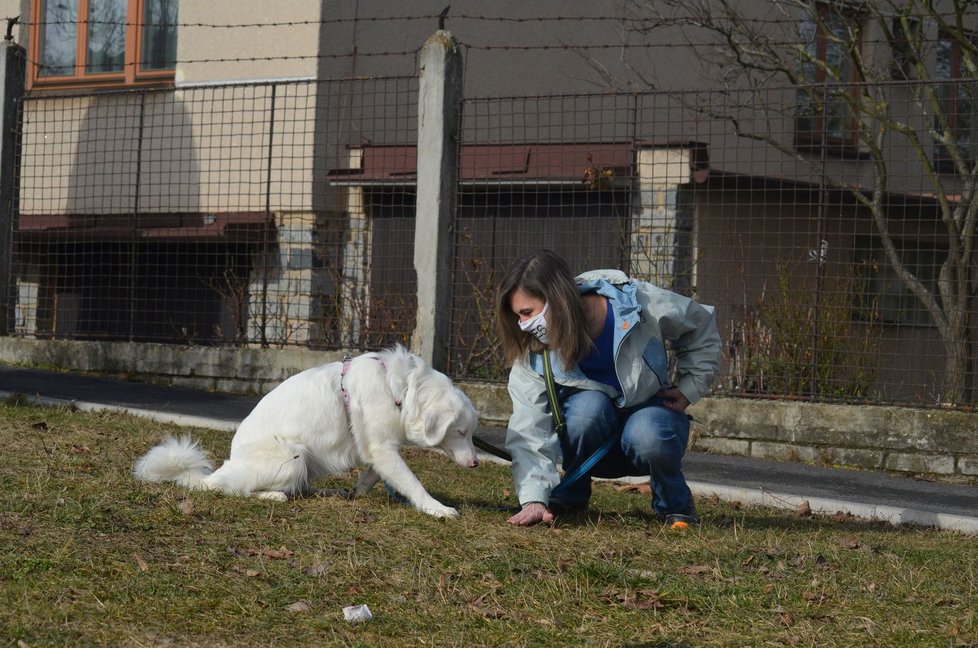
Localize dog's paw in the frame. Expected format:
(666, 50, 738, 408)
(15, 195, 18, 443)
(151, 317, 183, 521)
(255, 490, 289, 502)
(422, 503, 459, 518)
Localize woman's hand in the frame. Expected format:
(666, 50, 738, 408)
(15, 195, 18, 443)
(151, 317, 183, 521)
(657, 387, 690, 413)
(506, 501, 555, 526)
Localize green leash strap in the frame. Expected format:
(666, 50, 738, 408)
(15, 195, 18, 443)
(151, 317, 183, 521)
(542, 350, 566, 436)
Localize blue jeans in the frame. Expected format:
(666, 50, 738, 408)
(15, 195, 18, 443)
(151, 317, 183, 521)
(555, 388, 693, 517)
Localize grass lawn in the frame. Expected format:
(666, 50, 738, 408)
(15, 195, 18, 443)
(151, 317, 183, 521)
(1, 399, 976, 647)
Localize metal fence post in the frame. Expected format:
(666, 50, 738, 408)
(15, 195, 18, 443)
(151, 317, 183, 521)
(412, 29, 462, 371)
(0, 30, 25, 336)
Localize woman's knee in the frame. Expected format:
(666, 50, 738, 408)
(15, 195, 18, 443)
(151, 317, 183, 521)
(563, 390, 618, 437)
(621, 407, 689, 462)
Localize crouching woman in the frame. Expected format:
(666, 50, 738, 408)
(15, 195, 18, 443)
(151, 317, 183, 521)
(496, 249, 721, 528)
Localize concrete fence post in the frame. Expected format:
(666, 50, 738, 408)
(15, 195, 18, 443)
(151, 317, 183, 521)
(412, 30, 462, 371)
(0, 34, 25, 336)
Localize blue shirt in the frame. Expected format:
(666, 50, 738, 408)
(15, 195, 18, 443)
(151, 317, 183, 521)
(577, 299, 622, 394)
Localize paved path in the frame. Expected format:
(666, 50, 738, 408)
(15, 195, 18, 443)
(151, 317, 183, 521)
(2, 364, 976, 533)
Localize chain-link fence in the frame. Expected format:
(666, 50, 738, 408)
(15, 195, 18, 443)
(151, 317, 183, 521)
(7, 74, 978, 410)
(448, 83, 977, 409)
(13, 76, 419, 349)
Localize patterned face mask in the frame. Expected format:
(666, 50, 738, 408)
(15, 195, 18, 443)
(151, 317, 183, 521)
(518, 302, 550, 345)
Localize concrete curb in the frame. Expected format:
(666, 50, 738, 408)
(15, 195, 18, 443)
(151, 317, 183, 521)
(0, 391, 240, 433)
(687, 480, 978, 535)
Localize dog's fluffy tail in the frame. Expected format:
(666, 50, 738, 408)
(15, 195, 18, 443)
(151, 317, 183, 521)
(133, 435, 214, 488)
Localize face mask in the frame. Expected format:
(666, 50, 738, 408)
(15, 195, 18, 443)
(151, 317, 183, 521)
(518, 302, 550, 345)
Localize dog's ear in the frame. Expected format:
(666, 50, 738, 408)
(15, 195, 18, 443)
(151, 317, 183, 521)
(423, 410, 452, 446)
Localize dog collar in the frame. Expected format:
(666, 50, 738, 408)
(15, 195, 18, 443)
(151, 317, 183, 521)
(339, 355, 402, 412)
(340, 356, 354, 412)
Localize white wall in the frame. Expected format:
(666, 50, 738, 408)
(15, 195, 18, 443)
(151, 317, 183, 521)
(176, 1, 322, 85)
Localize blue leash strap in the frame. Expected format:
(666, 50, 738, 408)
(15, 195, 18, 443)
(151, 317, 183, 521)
(551, 430, 618, 497)
(384, 481, 411, 505)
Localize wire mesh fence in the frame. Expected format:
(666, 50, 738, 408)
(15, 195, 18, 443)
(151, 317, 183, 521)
(7, 74, 978, 410)
(450, 82, 977, 409)
(13, 76, 419, 349)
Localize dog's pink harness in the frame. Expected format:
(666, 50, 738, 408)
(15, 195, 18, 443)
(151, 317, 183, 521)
(340, 354, 402, 412)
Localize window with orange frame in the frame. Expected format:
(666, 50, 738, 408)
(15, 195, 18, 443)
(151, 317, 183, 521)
(29, 0, 177, 90)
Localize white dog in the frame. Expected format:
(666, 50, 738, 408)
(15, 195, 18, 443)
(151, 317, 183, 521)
(133, 345, 479, 517)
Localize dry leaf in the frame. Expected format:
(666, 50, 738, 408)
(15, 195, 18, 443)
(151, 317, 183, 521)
(263, 546, 294, 560)
(839, 536, 860, 550)
(241, 546, 294, 560)
(797, 500, 812, 517)
(626, 588, 665, 610)
(70, 445, 91, 454)
(678, 565, 713, 576)
(468, 592, 505, 618)
(180, 499, 194, 515)
(285, 601, 311, 613)
(615, 482, 653, 495)
(305, 561, 329, 577)
(802, 590, 829, 604)
(133, 552, 149, 572)
(231, 565, 260, 577)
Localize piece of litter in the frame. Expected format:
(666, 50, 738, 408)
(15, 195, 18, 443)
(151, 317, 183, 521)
(343, 604, 373, 622)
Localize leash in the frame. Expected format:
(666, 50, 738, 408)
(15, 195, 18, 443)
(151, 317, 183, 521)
(376, 349, 615, 512)
(473, 434, 511, 461)
(541, 349, 617, 498)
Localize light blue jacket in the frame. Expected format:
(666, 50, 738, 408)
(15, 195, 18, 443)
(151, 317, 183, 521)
(505, 269, 721, 506)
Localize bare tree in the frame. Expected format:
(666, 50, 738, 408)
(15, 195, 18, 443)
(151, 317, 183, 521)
(618, 0, 977, 404)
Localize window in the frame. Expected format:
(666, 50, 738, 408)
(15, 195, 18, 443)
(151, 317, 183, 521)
(30, 0, 178, 89)
(934, 33, 977, 166)
(890, 18, 921, 81)
(854, 237, 944, 327)
(796, 4, 862, 148)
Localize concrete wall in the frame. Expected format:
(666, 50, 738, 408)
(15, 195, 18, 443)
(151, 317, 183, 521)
(1, 337, 975, 485)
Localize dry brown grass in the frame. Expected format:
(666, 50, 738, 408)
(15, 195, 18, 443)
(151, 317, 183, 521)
(1, 399, 976, 647)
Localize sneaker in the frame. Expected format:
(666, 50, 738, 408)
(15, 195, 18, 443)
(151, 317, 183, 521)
(662, 502, 699, 529)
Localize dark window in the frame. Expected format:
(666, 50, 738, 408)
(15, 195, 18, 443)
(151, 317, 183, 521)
(934, 33, 977, 167)
(890, 17, 921, 81)
(855, 237, 944, 327)
(796, 4, 862, 148)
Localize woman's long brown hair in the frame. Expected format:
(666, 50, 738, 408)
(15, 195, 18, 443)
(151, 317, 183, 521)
(496, 249, 592, 367)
